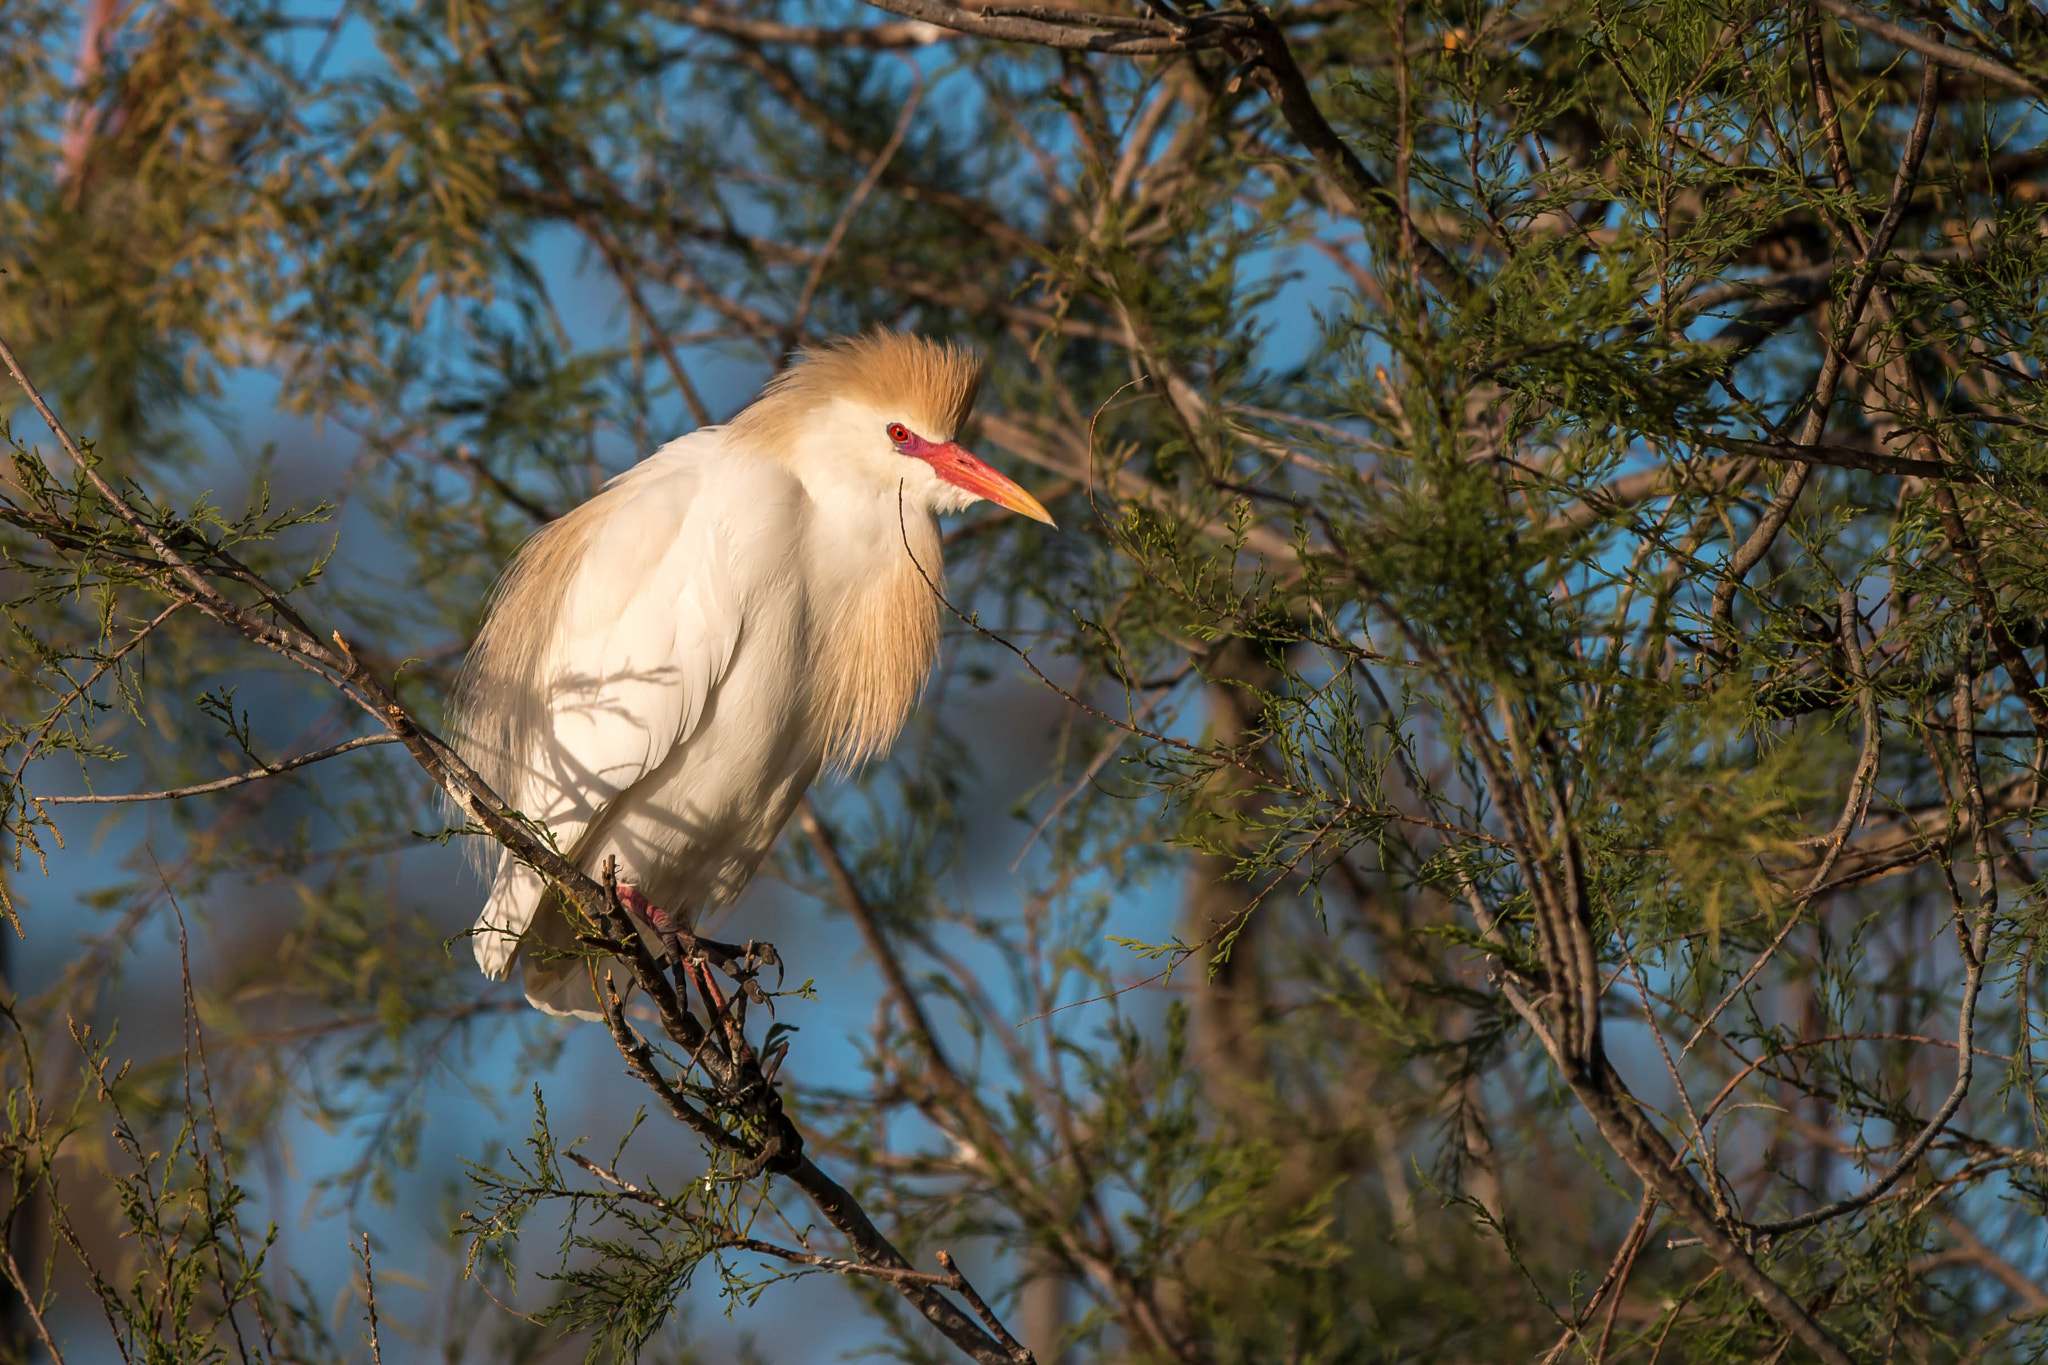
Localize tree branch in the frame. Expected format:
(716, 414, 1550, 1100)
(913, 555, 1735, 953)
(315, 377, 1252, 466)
(858, 0, 1244, 53)
(857, 0, 1473, 301)
(667, 1, 957, 48)
(40, 734, 403, 805)
(1806, 0, 2046, 100)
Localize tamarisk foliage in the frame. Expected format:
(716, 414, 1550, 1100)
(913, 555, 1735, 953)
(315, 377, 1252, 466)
(2, 0, 2047, 1361)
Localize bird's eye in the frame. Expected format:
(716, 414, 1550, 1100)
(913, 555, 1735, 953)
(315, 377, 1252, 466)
(886, 423, 912, 444)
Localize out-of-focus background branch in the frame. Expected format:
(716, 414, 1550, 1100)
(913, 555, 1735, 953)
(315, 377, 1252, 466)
(2, 0, 2046, 1361)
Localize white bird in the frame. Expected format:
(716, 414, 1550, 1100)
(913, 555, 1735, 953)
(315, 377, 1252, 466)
(450, 332, 1053, 1017)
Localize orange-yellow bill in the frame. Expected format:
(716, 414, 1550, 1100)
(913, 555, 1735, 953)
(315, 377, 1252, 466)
(925, 443, 1057, 526)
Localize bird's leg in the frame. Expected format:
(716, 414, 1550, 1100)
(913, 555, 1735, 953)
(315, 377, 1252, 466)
(616, 883, 691, 965)
(616, 884, 755, 1063)
(690, 960, 755, 1065)
(678, 954, 756, 1065)
(615, 886, 775, 1001)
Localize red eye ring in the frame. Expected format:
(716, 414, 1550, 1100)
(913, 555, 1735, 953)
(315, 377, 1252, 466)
(886, 422, 912, 444)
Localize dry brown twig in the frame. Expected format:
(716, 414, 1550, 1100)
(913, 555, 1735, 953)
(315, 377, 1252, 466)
(356, 1234, 384, 1365)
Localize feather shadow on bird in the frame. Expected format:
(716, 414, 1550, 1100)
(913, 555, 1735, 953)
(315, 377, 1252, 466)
(447, 331, 1055, 1020)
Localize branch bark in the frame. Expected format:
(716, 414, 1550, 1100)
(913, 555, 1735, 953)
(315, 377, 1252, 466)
(1806, 0, 2046, 100)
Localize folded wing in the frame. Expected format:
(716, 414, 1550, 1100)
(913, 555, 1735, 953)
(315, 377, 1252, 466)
(453, 433, 774, 982)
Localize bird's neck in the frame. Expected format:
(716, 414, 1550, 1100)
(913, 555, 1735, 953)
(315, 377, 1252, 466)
(806, 493, 943, 770)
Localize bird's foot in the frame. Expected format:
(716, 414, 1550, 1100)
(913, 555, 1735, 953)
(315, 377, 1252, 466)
(612, 883, 778, 1004)
(609, 883, 755, 1059)
(687, 959, 758, 1064)
(599, 869, 796, 1163)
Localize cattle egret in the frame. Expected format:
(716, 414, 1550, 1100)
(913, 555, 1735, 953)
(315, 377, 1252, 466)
(451, 332, 1053, 1017)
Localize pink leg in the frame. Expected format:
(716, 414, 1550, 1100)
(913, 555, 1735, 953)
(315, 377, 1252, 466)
(615, 884, 746, 1050)
(610, 881, 778, 981)
(692, 961, 754, 1062)
(610, 881, 754, 1060)
(615, 883, 693, 980)
(691, 961, 729, 1011)
(615, 883, 669, 929)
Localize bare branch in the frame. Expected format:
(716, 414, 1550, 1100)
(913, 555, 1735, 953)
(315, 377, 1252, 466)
(786, 66, 926, 346)
(668, 2, 958, 48)
(857, 0, 1473, 300)
(40, 734, 403, 805)
(1807, 0, 2046, 100)
(0, 1233, 68, 1365)
(859, 0, 1241, 54)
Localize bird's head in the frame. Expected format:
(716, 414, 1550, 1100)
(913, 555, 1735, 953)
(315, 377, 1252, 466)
(736, 332, 1056, 526)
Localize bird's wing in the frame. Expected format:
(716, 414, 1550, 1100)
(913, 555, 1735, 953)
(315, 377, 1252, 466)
(470, 436, 801, 978)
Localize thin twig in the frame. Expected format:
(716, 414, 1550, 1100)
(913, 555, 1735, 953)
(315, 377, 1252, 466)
(1621, 941, 1720, 1218)
(1711, 52, 1942, 630)
(161, 858, 266, 1362)
(564, 1153, 966, 1288)
(1009, 675, 1182, 871)
(11, 595, 190, 787)
(40, 734, 402, 804)
(795, 799, 975, 1111)
(1534, 1187, 1657, 1365)
(0, 1236, 67, 1365)
(938, 1250, 1034, 1365)
(356, 1234, 384, 1365)
(675, 2, 955, 48)
(1744, 669, 1995, 1236)
(787, 65, 926, 345)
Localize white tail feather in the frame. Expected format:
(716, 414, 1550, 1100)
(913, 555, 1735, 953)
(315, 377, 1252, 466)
(473, 857, 545, 979)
